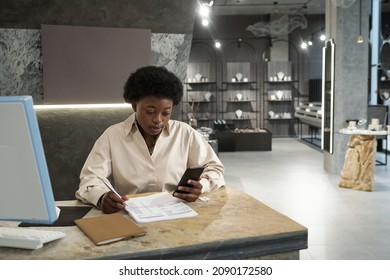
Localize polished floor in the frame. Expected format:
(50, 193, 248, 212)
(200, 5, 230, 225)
(218, 138, 390, 260)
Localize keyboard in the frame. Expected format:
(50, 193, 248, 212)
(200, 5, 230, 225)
(0, 226, 66, 250)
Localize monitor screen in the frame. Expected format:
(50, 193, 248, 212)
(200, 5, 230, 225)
(0, 96, 59, 224)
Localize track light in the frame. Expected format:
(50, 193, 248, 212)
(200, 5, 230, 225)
(199, 1, 213, 28)
(199, 5, 211, 18)
(307, 37, 313, 46)
(214, 41, 221, 48)
(204, 0, 214, 6)
(300, 28, 325, 49)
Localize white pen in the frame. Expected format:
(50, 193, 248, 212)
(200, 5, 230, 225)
(98, 177, 128, 206)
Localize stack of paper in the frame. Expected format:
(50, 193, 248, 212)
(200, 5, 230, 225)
(124, 192, 198, 223)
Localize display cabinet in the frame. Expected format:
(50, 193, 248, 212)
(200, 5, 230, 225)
(263, 61, 299, 137)
(183, 43, 218, 128)
(295, 101, 322, 147)
(184, 77, 218, 128)
(220, 41, 259, 130)
(221, 86, 258, 128)
(378, 66, 390, 102)
(379, 26, 390, 104)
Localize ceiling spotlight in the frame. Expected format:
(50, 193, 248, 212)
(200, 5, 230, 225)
(307, 37, 313, 46)
(300, 42, 308, 49)
(199, 5, 211, 18)
(320, 34, 326, 41)
(204, 0, 214, 6)
(201, 18, 209, 26)
(237, 38, 242, 48)
(214, 41, 221, 48)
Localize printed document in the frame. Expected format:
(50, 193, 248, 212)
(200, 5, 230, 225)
(125, 192, 198, 223)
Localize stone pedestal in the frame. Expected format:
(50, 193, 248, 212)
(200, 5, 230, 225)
(339, 134, 376, 191)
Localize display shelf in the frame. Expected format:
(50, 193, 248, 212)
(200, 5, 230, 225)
(183, 42, 219, 128)
(263, 60, 299, 137)
(224, 118, 257, 121)
(267, 99, 294, 102)
(267, 117, 294, 120)
(225, 100, 257, 103)
(186, 81, 216, 86)
(223, 81, 257, 85)
(221, 62, 258, 129)
(183, 86, 218, 126)
(264, 80, 298, 84)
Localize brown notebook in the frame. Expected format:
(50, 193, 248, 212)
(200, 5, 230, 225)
(75, 213, 146, 245)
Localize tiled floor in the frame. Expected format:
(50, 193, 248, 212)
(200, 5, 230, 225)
(218, 138, 390, 260)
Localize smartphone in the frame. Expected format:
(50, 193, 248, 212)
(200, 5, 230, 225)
(173, 166, 205, 194)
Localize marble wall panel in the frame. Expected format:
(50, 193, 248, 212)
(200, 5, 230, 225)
(151, 33, 192, 82)
(151, 33, 192, 120)
(0, 29, 43, 102)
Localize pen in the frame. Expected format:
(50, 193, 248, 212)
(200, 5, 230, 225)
(99, 177, 128, 206)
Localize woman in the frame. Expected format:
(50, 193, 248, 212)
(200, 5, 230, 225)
(75, 66, 225, 213)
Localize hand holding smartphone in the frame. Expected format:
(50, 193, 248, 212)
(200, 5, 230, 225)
(173, 166, 205, 195)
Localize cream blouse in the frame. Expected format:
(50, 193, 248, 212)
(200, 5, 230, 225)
(75, 114, 225, 206)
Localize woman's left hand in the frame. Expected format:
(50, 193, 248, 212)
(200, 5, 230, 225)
(173, 179, 202, 202)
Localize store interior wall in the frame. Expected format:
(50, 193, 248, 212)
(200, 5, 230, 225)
(0, 0, 196, 113)
(0, 0, 325, 108)
(1, 1, 388, 152)
(190, 13, 325, 137)
(0, 0, 196, 33)
(192, 14, 325, 100)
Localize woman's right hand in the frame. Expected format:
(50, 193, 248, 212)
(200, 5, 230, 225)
(100, 191, 128, 214)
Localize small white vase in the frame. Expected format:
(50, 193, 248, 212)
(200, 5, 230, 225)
(235, 109, 243, 118)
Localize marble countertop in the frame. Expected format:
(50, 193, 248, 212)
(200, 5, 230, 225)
(0, 186, 307, 260)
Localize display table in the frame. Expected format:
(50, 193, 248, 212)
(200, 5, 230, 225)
(339, 129, 388, 191)
(216, 130, 272, 152)
(0, 187, 307, 260)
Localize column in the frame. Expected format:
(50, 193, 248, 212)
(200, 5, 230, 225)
(323, 0, 370, 174)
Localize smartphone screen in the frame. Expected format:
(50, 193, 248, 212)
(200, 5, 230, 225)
(173, 166, 205, 194)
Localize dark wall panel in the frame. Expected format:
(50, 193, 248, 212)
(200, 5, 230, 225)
(42, 25, 150, 103)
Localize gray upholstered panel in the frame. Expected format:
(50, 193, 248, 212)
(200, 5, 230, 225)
(36, 107, 133, 200)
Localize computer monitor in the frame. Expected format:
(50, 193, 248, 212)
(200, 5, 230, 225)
(0, 95, 59, 224)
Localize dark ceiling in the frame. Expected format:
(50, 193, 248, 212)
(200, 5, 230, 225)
(211, 0, 325, 15)
(209, 0, 390, 16)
